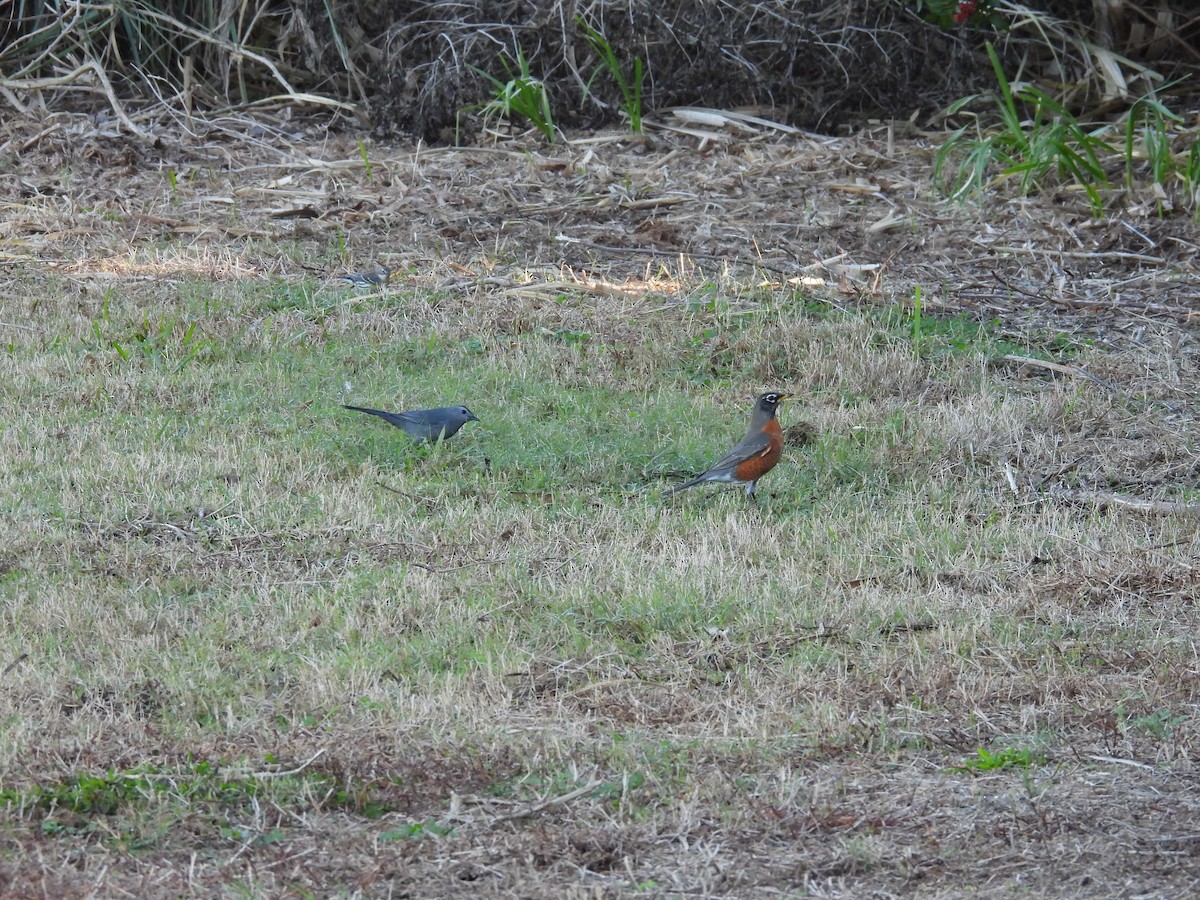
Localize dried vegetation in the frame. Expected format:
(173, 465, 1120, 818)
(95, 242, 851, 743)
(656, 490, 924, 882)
(2, 1, 1200, 897)
(3, 1, 1198, 138)
(3, 101, 1200, 894)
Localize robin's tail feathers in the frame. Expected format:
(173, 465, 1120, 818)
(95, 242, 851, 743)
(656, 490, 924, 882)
(662, 475, 705, 497)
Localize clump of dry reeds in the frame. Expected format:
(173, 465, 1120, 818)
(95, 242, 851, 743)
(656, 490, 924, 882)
(0, 1, 1196, 139)
(0, 0, 365, 134)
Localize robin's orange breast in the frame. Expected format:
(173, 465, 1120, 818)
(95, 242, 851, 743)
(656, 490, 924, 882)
(731, 421, 784, 483)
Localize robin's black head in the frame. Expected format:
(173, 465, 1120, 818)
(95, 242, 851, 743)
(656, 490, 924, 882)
(755, 391, 791, 414)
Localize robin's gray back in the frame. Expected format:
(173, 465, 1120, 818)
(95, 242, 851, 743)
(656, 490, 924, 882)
(344, 404, 479, 442)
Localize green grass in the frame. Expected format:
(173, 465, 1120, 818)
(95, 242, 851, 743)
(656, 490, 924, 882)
(578, 18, 646, 133)
(1123, 82, 1200, 217)
(2, 263, 1199, 894)
(938, 51, 1200, 220)
(936, 42, 1114, 214)
(463, 46, 556, 142)
(955, 746, 1044, 773)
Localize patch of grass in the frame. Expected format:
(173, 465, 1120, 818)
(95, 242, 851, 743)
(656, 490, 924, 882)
(1185, 140, 1200, 209)
(1123, 83, 1200, 217)
(1124, 708, 1187, 742)
(462, 47, 556, 142)
(379, 821, 453, 840)
(935, 42, 1113, 214)
(356, 139, 373, 179)
(3, 244, 1200, 895)
(578, 18, 645, 133)
(954, 746, 1042, 773)
(875, 302, 1083, 361)
(0, 760, 387, 834)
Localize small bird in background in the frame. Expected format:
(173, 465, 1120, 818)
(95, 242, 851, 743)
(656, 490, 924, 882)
(343, 404, 480, 443)
(338, 265, 392, 288)
(663, 391, 792, 500)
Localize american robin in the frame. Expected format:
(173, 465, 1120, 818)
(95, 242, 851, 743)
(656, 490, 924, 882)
(338, 266, 392, 287)
(344, 404, 479, 442)
(663, 392, 792, 499)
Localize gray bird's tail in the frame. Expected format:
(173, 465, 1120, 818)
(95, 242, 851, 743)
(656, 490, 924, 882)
(343, 405, 409, 428)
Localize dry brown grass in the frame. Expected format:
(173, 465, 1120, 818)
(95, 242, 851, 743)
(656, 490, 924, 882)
(5, 0, 1199, 150)
(1, 110, 1200, 897)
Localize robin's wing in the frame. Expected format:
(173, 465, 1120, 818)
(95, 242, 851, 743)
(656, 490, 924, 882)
(704, 428, 775, 474)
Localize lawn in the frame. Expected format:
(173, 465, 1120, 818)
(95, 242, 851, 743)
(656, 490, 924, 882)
(1, 116, 1199, 897)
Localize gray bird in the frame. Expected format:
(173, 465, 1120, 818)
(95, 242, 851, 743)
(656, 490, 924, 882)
(344, 404, 479, 443)
(338, 266, 392, 288)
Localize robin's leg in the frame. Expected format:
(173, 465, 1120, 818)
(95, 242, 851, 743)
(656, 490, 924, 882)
(745, 480, 758, 500)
